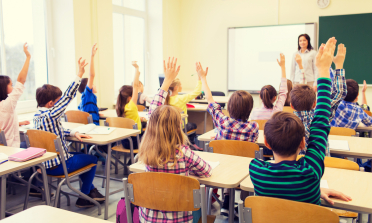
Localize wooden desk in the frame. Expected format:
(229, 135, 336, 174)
(190, 96, 229, 104)
(130, 151, 251, 223)
(187, 104, 212, 134)
(198, 130, 372, 159)
(0, 147, 57, 219)
(240, 167, 372, 214)
(1, 205, 107, 223)
(99, 109, 187, 120)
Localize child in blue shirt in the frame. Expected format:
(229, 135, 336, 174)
(78, 44, 99, 125)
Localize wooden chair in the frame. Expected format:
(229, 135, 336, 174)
(136, 105, 146, 112)
(0, 130, 7, 146)
(123, 172, 216, 223)
(329, 127, 356, 136)
(238, 196, 339, 223)
(251, 120, 267, 131)
(364, 110, 372, 116)
(25, 130, 101, 213)
(283, 106, 295, 113)
(64, 110, 93, 124)
(208, 140, 263, 159)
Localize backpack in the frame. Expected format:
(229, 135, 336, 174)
(116, 198, 139, 223)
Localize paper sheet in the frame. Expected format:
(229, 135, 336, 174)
(205, 160, 220, 170)
(72, 124, 116, 135)
(320, 180, 329, 189)
(0, 153, 8, 164)
(329, 140, 350, 151)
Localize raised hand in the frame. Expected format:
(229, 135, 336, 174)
(91, 43, 98, 57)
(23, 43, 31, 58)
(333, 43, 346, 69)
(77, 57, 89, 78)
(362, 80, 367, 93)
(277, 53, 285, 68)
(316, 37, 337, 78)
(295, 54, 303, 69)
(163, 57, 180, 81)
(132, 61, 139, 70)
(196, 62, 208, 79)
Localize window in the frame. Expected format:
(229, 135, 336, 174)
(0, 0, 48, 111)
(112, 0, 147, 94)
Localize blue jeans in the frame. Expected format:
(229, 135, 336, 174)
(46, 153, 97, 195)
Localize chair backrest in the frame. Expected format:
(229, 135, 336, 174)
(105, 117, 136, 129)
(136, 105, 146, 112)
(297, 155, 359, 171)
(0, 129, 7, 146)
(240, 196, 339, 223)
(209, 140, 261, 158)
(26, 130, 58, 153)
(211, 91, 226, 108)
(65, 110, 92, 124)
(364, 110, 372, 116)
(251, 120, 267, 130)
(329, 127, 356, 136)
(127, 172, 200, 211)
(283, 106, 294, 113)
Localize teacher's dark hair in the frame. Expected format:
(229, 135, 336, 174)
(298, 34, 313, 51)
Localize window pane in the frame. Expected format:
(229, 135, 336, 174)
(113, 13, 145, 94)
(1, 0, 48, 101)
(113, 0, 145, 11)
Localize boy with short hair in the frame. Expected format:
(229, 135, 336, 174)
(290, 43, 347, 153)
(249, 37, 339, 205)
(137, 81, 152, 107)
(78, 44, 100, 125)
(34, 57, 105, 208)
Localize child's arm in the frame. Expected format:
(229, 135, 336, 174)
(304, 37, 336, 179)
(197, 62, 214, 104)
(312, 51, 319, 87)
(50, 58, 88, 118)
(17, 43, 31, 84)
(87, 43, 98, 90)
(148, 57, 180, 118)
(184, 147, 212, 177)
(330, 44, 347, 121)
(131, 61, 141, 105)
(177, 71, 202, 103)
(273, 53, 288, 112)
(362, 80, 368, 105)
(290, 54, 296, 83)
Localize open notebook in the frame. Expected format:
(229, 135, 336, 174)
(329, 140, 350, 151)
(72, 124, 116, 135)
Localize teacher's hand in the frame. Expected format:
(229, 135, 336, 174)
(295, 54, 303, 69)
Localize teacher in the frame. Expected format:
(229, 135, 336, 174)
(290, 34, 318, 87)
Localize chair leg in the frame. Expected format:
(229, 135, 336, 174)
(115, 152, 119, 174)
(79, 178, 82, 190)
(54, 179, 65, 208)
(49, 182, 70, 206)
(101, 163, 106, 188)
(23, 171, 39, 210)
(207, 187, 213, 215)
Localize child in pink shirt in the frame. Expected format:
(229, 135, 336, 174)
(0, 43, 31, 148)
(250, 53, 288, 121)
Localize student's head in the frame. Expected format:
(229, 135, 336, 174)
(139, 81, 144, 93)
(116, 85, 133, 117)
(227, 90, 254, 122)
(36, 84, 63, 108)
(260, 85, 277, 109)
(344, 79, 359, 102)
(298, 34, 313, 51)
(138, 105, 189, 167)
(165, 78, 182, 105)
(284, 80, 293, 106)
(290, 84, 316, 111)
(0, 75, 12, 101)
(78, 78, 97, 94)
(264, 112, 305, 157)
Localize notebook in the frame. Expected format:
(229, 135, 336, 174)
(329, 140, 350, 151)
(8, 147, 46, 162)
(72, 124, 116, 135)
(205, 160, 220, 170)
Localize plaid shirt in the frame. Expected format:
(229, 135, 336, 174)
(141, 89, 212, 223)
(294, 69, 346, 154)
(33, 77, 81, 169)
(331, 100, 372, 130)
(207, 102, 259, 142)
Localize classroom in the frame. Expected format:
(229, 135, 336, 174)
(0, 0, 372, 223)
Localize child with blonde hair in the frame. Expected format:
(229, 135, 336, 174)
(138, 57, 212, 223)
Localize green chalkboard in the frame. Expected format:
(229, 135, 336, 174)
(319, 13, 372, 84)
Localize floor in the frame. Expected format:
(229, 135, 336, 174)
(4, 161, 370, 223)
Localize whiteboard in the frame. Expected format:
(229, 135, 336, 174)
(228, 23, 317, 92)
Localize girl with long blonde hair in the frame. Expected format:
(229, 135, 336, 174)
(138, 57, 212, 223)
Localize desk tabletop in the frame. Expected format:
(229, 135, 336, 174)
(99, 109, 187, 119)
(190, 96, 229, 104)
(1, 205, 107, 223)
(239, 167, 372, 214)
(0, 147, 57, 176)
(187, 103, 209, 111)
(62, 122, 140, 145)
(129, 151, 252, 188)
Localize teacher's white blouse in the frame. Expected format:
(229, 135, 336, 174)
(290, 49, 318, 86)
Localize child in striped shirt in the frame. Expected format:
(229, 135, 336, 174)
(250, 53, 288, 121)
(138, 57, 212, 223)
(249, 37, 352, 206)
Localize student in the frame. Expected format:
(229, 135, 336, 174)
(250, 54, 288, 120)
(78, 43, 100, 125)
(291, 43, 347, 153)
(164, 68, 202, 149)
(137, 81, 152, 107)
(284, 79, 293, 106)
(249, 37, 352, 205)
(0, 43, 31, 148)
(359, 80, 370, 111)
(331, 78, 372, 129)
(34, 57, 105, 208)
(138, 57, 212, 223)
